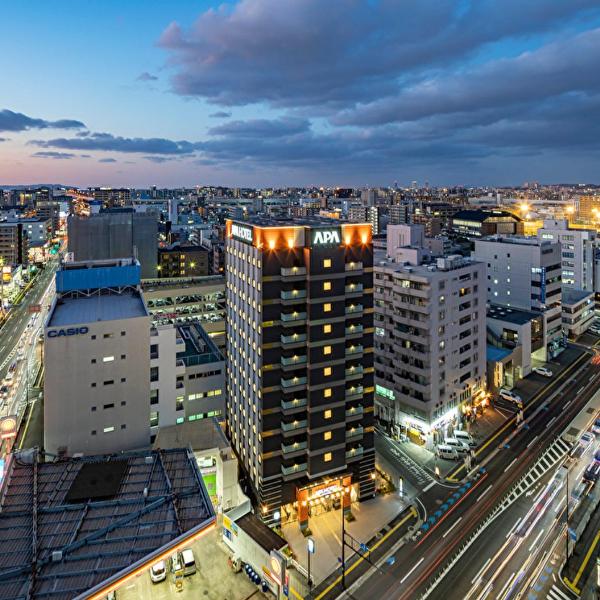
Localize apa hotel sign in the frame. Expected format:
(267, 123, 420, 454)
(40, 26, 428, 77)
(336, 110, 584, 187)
(311, 227, 341, 246)
(231, 223, 253, 244)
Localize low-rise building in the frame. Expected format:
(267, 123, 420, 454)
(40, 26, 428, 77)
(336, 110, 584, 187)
(158, 243, 210, 277)
(451, 209, 523, 238)
(561, 288, 595, 339)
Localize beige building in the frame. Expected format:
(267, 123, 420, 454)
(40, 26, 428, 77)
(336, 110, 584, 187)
(44, 259, 151, 456)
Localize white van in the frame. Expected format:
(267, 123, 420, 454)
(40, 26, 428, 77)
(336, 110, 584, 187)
(181, 548, 196, 576)
(436, 445, 459, 460)
(444, 438, 469, 454)
(454, 431, 476, 447)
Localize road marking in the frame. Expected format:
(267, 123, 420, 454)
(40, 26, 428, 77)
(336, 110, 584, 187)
(526, 435, 539, 449)
(442, 516, 462, 539)
(562, 400, 571, 410)
(496, 571, 516, 599)
(528, 528, 545, 553)
(399, 556, 424, 584)
(422, 481, 436, 493)
(565, 529, 600, 592)
(476, 484, 493, 503)
(313, 508, 417, 600)
(471, 557, 492, 585)
(504, 458, 518, 473)
(506, 517, 522, 539)
(576, 386, 584, 394)
(547, 416, 556, 427)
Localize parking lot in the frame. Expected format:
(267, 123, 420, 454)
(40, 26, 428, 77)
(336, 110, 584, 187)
(115, 527, 268, 600)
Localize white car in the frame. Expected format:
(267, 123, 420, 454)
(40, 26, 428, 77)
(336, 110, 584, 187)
(532, 367, 553, 377)
(149, 560, 167, 583)
(498, 388, 523, 406)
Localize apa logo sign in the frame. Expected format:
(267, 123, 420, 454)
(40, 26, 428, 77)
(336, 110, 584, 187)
(47, 326, 89, 338)
(312, 229, 341, 245)
(231, 223, 253, 243)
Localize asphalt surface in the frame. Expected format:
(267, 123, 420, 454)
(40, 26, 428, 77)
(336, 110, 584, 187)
(322, 347, 598, 600)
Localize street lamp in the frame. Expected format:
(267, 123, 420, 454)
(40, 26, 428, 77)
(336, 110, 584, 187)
(307, 537, 315, 597)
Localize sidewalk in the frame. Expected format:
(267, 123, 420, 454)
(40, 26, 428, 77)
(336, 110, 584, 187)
(281, 492, 406, 586)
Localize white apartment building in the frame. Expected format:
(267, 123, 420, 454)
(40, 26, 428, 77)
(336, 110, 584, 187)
(473, 236, 564, 360)
(149, 322, 225, 442)
(374, 255, 487, 446)
(44, 259, 151, 456)
(538, 219, 596, 291)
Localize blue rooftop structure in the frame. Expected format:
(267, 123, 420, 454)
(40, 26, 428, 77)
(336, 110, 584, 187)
(56, 259, 141, 293)
(486, 345, 513, 362)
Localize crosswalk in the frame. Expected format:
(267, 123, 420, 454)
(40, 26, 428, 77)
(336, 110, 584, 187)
(499, 437, 572, 510)
(546, 583, 575, 599)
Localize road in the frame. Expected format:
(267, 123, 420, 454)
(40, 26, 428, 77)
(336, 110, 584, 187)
(323, 348, 599, 600)
(0, 258, 57, 380)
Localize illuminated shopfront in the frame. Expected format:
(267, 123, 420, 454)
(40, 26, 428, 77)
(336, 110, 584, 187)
(279, 476, 358, 528)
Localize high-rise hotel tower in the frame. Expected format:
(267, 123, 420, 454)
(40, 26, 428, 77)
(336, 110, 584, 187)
(225, 219, 375, 527)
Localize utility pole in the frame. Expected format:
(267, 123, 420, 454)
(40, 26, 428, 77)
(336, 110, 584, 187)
(565, 465, 570, 559)
(341, 500, 346, 590)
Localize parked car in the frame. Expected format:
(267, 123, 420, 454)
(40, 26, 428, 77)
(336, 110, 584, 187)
(454, 430, 476, 447)
(593, 419, 600, 435)
(181, 548, 196, 576)
(579, 432, 594, 447)
(149, 560, 167, 583)
(170, 552, 183, 575)
(498, 388, 523, 406)
(436, 444, 459, 460)
(444, 437, 470, 454)
(532, 367, 553, 377)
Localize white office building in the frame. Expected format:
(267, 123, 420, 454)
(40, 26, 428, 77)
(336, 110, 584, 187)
(473, 236, 564, 360)
(374, 254, 487, 446)
(44, 258, 151, 456)
(537, 219, 596, 291)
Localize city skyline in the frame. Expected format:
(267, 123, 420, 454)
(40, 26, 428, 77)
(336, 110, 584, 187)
(2, 0, 600, 188)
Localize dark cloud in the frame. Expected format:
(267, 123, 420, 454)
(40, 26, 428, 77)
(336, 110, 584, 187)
(0, 109, 85, 132)
(80, 154, 91, 158)
(143, 155, 180, 163)
(31, 151, 76, 160)
(98, 157, 117, 163)
(137, 71, 158, 82)
(209, 111, 232, 119)
(0, 137, 6, 142)
(208, 117, 309, 138)
(159, 0, 600, 110)
(30, 131, 197, 155)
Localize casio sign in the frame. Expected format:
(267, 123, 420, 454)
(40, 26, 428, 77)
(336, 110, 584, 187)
(312, 229, 341, 245)
(47, 326, 89, 338)
(231, 223, 253, 243)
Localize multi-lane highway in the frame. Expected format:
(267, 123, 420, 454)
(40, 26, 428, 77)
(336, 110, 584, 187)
(321, 347, 599, 600)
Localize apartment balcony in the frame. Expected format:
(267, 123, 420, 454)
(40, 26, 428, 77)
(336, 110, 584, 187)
(345, 446, 364, 461)
(281, 311, 307, 326)
(281, 333, 307, 345)
(346, 405, 364, 419)
(345, 365, 364, 380)
(282, 462, 307, 476)
(281, 397, 307, 411)
(345, 304, 363, 316)
(345, 385, 363, 400)
(281, 354, 307, 366)
(281, 375, 307, 389)
(281, 419, 308, 433)
(345, 261, 363, 272)
(281, 440, 308, 455)
(281, 289, 307, 302)
(345, 324, 364, 337)
(346, 426, 364, 440)
(175, 359, 186, 374)
(345, 283, 364, 295)
(176, 337, 185, 346)
(345, 344, 363, 357)
(281, 266, 307, 277)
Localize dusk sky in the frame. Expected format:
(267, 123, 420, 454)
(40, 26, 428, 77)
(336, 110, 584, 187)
(1, 0, 600, 188)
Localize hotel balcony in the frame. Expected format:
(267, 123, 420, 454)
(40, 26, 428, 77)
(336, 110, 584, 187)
(281, 376, 307, 389)
(281, 441, 308, 455)
(281, 355, 307, 371)
(345, 365, 364, 380)
(281, 289, 307, 302)
(346, 426, 364, 440)
(281, 266, 307, 277)
(281, 333, 307, 345)
(346, 446, 364, 461)
(345, 324, 364, 337)
(345, 283, 364, 295)
(282, 462, 308, 476)
(345, 304, 363, 316)
(345, 261, 363, 272)
(281, 397, 307, 411)
(345, 344, 363, 357)
(346, 405, 364, 419)
(281, 419, 308, 434)
(345, 385, 363, 400)
(281, 311, 307, 326)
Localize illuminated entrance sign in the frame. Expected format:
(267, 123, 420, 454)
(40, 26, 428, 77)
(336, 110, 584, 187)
(311, 228, 341, 246)
(231, 223, 253, 243)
